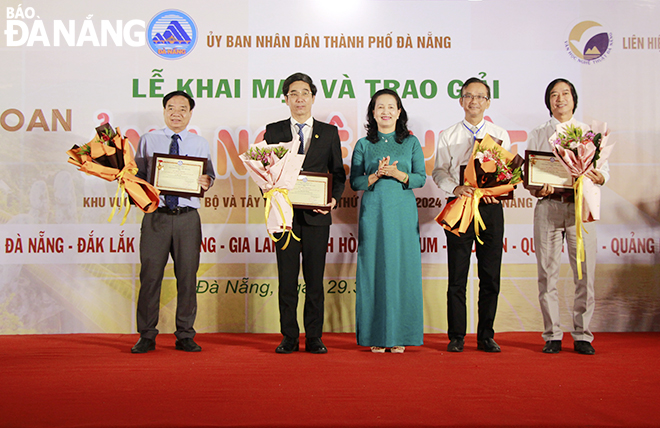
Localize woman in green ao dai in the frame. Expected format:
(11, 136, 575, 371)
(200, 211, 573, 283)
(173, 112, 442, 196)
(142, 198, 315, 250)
(350, 89, 426, 353)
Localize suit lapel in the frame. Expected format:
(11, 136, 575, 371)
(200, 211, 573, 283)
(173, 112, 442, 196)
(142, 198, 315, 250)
(306, 119, 321, 156)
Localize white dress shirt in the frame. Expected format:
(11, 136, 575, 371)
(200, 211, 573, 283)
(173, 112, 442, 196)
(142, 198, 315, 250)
(289, 116, 314, 153)
(432, 119, 511, 195)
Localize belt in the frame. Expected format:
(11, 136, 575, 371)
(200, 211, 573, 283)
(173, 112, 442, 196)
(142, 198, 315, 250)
(447, 196, 495, 205)
(545, 193, 574, 203)
(156, 206, 196, 215)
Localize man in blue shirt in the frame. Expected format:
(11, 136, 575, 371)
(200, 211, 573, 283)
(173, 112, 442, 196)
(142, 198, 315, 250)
(131, 91, 215, 354)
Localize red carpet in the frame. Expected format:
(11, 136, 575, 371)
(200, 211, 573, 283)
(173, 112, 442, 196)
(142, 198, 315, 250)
(1, 332, 658, 427)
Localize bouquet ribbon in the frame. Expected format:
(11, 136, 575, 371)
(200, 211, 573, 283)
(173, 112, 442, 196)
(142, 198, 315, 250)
(263, 188, 300, 250)
(436, 185, 513, 242)
(573, 175, 587, 280)
(471, 188, 486, 244)
(108, 166, 138, 225)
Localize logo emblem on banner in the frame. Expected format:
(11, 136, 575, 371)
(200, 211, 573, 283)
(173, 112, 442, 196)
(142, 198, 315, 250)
(147, 10, 198, 59)
(565, 21, 612, 64)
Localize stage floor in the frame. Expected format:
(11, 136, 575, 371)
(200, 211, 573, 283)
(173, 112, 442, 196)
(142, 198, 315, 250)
(1, 332, 658, 427)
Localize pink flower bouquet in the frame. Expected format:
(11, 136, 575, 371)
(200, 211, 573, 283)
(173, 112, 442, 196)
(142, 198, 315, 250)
(240, 137, 305, 248)
(551, 119, 615, 222)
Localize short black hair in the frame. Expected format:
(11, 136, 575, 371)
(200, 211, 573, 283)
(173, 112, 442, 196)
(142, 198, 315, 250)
(163, 91, 195, 110)
(544, 78, 578, 116)
(282, 72, 317, 97)
(461, 77, 491, 100)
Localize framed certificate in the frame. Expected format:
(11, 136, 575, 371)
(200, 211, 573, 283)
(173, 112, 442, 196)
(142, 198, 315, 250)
(459, 165, 513, 201)
(151, 153, 207, 198)
(524, 150, 574, 191)
(289, 172, 332, 210)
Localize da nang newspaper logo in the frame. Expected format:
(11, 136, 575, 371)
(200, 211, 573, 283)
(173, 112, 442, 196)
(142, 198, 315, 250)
(566, 21, 613, 64)
(147, 10, 198, 59)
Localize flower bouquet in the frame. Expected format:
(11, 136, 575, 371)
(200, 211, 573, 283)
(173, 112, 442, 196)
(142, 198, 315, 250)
(239, 137, 305, 249)
(435, 134, 523, 242)
(67, 123, 160, 224)
(551, 119, 614, 222)
(550, 119, 615, 278)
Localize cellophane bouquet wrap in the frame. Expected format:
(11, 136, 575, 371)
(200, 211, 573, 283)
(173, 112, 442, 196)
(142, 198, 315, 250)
(435, 134, 523, 242)
(239, 137, 305, 249)
(550, 118, 615, 278)
(66, 123, 160, 224)
(551, 119, 614, 222)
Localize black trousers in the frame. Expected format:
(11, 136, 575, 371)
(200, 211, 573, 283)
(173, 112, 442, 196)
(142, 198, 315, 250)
(444, 202, 504, 341)
(136, 209, 201, 340)
(275, 211, 330, 339)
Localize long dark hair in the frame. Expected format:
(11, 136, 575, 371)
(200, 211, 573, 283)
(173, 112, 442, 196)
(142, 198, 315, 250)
(365, 89, 409, 144)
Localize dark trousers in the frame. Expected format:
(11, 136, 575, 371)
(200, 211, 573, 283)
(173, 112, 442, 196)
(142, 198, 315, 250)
(136, 209, 201, 340)
(444, 202, 504, 341)
(275, 211, 330, 339)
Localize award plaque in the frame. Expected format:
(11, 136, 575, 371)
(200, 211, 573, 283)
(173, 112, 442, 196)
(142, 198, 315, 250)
(289, 172, 332, 210)
(151, 153, 207, 197)
(459, 165, 513, 201)
(524, 150, 574, 191)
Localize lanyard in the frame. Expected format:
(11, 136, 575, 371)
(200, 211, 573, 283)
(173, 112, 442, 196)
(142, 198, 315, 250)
(462, 122, 485, 142)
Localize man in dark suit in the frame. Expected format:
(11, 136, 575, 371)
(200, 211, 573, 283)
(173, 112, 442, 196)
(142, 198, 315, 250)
(264, 72, 346, 354)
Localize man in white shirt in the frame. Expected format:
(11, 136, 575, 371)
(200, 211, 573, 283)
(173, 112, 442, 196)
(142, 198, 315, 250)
(432, 77, 511, 353)
(526, 78, 609, 355)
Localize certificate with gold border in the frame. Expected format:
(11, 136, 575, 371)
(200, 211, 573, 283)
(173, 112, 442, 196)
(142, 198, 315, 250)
(524, 150, 574, 191)
(151, 153, 207, 198)
(289, 172, 332, 210)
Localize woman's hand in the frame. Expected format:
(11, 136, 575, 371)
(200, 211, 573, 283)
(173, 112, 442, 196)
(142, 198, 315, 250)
(379, 157, 408, 183)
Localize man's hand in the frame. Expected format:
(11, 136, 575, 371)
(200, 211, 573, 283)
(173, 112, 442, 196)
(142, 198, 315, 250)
(534, 183, 555, 198)
(198, 174, 212, 191)
(585, 170, 605, 185)
(454, 185, 499, 204)
(453, 185, 474, 198)
(482, 196, 500, 204)
(314, 198, 336, 215)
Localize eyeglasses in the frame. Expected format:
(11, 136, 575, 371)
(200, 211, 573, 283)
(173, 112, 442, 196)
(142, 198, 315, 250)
(461, 94, 489, 102)
(287, 90, 312, 99)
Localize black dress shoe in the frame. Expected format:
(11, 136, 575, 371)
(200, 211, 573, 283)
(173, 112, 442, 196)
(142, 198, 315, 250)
(305, 337, 328, 354)
(543, 340, 562, 354)
(477, 338, 501, 353)
(275, 336, 299, 354)
(574, 340, 595, 355)
(447, 338, 464, 352)
(131, 337, 155, 354)
(175, 337, 202, 352)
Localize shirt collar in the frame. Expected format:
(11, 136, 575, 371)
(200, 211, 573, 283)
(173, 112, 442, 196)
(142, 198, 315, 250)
(164, 128, 189, 139)
(290, 116, 314, 128)
(462, 118, 485, 132)
(551, 116, 574, 127)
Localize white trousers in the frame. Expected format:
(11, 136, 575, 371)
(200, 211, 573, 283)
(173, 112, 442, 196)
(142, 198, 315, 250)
(534, 198, 597, 342)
